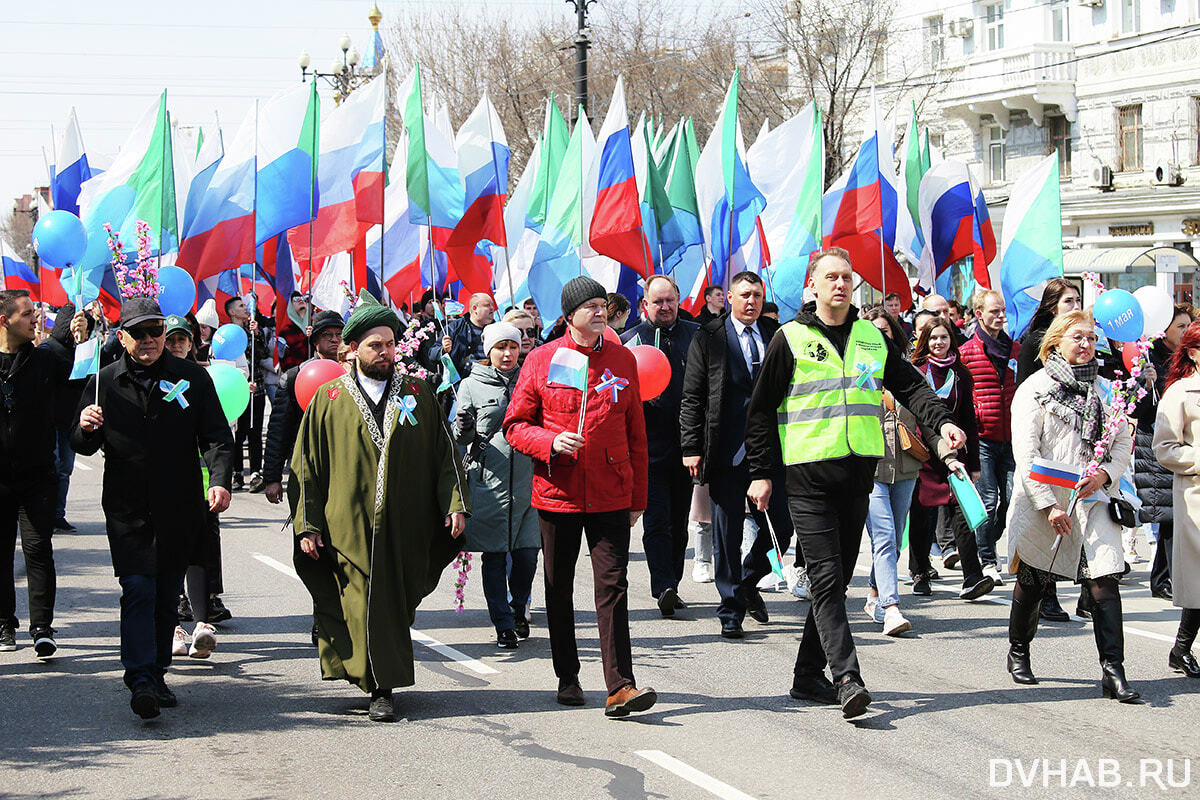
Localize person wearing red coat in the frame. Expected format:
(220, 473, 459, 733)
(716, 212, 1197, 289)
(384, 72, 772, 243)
(503, 276, 656, 718)
(959, 289, 1020, 584)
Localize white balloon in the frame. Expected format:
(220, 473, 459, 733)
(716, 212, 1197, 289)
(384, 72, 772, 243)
(1133, 285, 1174, 337)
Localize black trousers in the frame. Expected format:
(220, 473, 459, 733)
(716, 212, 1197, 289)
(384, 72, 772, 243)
(1151, 522, 1174, 594)
(0, 482, 57, 631)
(539, 509, 635, 695)
(234, 391, 266, 475)
(908, 495, 984, 587)
(643, 459, 694, 598)
(709, 464, 793, 624)
(788, 487, 869, 683)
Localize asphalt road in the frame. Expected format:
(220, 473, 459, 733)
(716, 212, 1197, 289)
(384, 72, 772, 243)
(1, 455, 1197, 800)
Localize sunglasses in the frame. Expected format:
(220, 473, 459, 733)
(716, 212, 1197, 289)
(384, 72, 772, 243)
(516, 327, 535, 337)
(126, 324, 165, 340)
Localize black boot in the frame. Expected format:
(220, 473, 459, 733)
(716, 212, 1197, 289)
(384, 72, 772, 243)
(1040, 582, 1069, 622)
(1076, 589, 1094, 620)
(1007, 586, 1042, 685)
(1169, 608, 1200, 678)
(1092, 596, 1141, 702)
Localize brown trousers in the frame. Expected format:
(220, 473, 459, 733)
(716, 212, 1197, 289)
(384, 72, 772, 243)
(539, 509, 635, 695)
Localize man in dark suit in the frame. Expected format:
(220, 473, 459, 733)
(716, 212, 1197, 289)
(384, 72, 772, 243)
(680, 271, 794, 639)
(621, 275, 699, 617)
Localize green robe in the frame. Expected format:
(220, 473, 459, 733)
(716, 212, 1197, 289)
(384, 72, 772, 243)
(290, 367, 470, 693)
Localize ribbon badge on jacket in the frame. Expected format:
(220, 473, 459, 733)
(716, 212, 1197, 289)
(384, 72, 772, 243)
(924, 367, 956, 399)
(854, 361, 882, 392)
(159, 379, 190, 409)
(397, 394, 419, 426)
(595, 369, 629, 403)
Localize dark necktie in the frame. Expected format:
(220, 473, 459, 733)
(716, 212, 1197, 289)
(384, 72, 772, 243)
(743, 327, 761, 380)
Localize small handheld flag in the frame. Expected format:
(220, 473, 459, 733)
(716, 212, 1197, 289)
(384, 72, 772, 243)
(70, 336, 101, 381)
(1029, 458, 1082, 490)
(437, 353, 461, 393)
(547, 348, 589, 392)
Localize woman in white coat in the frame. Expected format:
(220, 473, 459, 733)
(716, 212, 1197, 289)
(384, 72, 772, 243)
(1005, 311, 1139, 701)
(1150, 320, 1200, 679)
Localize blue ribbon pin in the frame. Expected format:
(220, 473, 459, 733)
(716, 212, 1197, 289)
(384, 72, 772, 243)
(160, 379, 190, 409)
(397, 394, 418, 426)
(854, 361, 882, 391)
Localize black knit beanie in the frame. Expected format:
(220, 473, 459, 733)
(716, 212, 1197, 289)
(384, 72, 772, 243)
(560, 276, 607, 320)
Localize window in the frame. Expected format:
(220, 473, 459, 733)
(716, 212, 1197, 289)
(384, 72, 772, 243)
(987, 125, 1007, 183)
(985, 2, 1005, 51)
(1117, 104, 1143, 172)
(924, 16, 945, 70)
(1050, 0, 1069, 42)
(1121, 0, 1140, 33)
(1048, 115, 1072, 178)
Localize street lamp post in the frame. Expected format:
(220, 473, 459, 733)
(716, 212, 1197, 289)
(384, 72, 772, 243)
(298, 4, 382, 104)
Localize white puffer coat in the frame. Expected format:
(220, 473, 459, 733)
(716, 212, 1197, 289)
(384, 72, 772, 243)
(1006, 369, 1133, 580)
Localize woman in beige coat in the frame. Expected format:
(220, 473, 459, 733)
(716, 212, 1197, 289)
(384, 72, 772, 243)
(1150, 320, 1200, 679)
(1004, 311, 1139, 701)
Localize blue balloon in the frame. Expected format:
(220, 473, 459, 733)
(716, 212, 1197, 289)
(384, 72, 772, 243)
(32, 210, 88, 268)
(1094, 289, 1145, 342)
(211, 323, 248, 361)
(156, 266, 196, 316)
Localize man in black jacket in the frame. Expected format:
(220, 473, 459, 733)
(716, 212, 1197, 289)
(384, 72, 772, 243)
(680, 272, 795, 639)
(0, 290, 79, 656)
(262, 310, 344, 505)
(621, 275, 699, 617)
(72, 297, 233, 719)
(744, 250, 962, 718)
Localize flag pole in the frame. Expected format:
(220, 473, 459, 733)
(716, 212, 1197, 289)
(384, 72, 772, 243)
(482, 91, 515, 308)
(872, 86, 887, 306)
(578, 105, 586, 278)
(300, 91, 315, 358)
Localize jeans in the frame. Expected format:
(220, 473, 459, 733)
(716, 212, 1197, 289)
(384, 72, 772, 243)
(480, 548, 539, 632)
(0, 482, 57, 631)
(866, 479, 916, 608)
(54, 427, 75, 521)
(643, 460, 694, 597)
(118, 570, 185, 689)
(976, 439, 1015, 566)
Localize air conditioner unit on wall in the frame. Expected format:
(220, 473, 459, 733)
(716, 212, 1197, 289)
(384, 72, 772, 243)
(1091, 165, 1114, 190)
(1077, 0, 1104, 9)
(1152, 162, 1184, 186)
(948, 18, 973, 38)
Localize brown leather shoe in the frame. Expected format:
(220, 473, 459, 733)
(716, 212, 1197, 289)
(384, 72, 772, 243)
(604, 685, 657, 718)
(556, 681, 585, 706)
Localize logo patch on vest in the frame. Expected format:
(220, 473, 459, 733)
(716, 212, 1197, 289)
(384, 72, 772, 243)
(327, 387, 340, 400)
(803, 341, 829, 362)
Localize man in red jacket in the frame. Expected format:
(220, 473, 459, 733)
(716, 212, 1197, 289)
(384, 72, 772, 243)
(503, 275, 656, 718)
(958, 289, 1019, 587)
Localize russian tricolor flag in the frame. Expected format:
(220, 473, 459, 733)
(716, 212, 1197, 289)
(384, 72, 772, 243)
(51, 108, 93, 217)
(0, 240, 39, 300)
(366, 133, 427, 305)
(590, 78, 652, 278)
(1029, 458, 1082, 490)
(916, 159, 996, 296)
(449, 93, 509, 256)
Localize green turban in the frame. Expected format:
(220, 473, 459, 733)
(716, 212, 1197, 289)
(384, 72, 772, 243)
(342, 290, 401, 344)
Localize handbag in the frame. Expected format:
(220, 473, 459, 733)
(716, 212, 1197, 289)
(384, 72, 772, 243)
(1108, 496, 1137, 528)
(882, 391, 930, 462)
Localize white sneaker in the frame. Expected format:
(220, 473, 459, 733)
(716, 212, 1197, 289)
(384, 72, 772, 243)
(189, 622, 217, 659)
(757, 573, 784, 592)
(172, 626, 189, 657)
(692, 561, 714, 583)
(864, 595, 881, 622)
(882, 605, 912, 636)
(982, 564, 1004, 586)
(784, 565, 811, 600)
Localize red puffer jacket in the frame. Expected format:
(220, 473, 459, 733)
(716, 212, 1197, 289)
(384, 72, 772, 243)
(503, 334, 648, 514)
(959, 332, 1019, 442)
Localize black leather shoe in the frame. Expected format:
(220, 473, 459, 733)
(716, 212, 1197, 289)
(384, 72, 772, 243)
(557, 679, 586, 706)
(154, 679, 178, 708)
(54, 518, 76, 532)
(1007, 643, 1038, 685)
(1169, 648, 1200, 678)
(1152, 586, 1174, 601)
(513, 617, 530, 639)
(657, 588, 678, 618)
(789, 672, 838, 705)
(836, 676, 872, 719)
(130, 683, 161, 719)
(1039, 595, 1070, 622)
(674, 597, 688, 609)
(496, 629, 519, 649)
(747, 595, 769, 624)
(720, 619, 744, 639)
(1100, 661, 1141, 703)
(207, 596, 233, 623)
(368, 689, 396, 722)
(912, 575, 932, 596)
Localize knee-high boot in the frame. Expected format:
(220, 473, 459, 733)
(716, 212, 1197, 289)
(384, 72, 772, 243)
(1169, 608, 1200, 678)
(1007, 585, 1042, 685)
(1091, 595, 1141, 702)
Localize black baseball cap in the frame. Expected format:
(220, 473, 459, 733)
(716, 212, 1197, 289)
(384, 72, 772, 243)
(119, 297, 166, 330)
(309, 310, 345, 342)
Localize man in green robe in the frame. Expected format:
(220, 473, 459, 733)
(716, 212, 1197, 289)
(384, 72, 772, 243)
(290, 294, 469, 722)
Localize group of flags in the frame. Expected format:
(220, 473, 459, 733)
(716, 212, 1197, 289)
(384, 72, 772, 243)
(5, 64, 1065, 344)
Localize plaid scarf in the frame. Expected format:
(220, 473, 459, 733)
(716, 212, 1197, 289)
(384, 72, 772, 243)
(1039, 353, 1105, 449)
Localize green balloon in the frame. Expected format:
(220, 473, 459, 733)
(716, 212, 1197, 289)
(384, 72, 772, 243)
(206, 363, 250, 423)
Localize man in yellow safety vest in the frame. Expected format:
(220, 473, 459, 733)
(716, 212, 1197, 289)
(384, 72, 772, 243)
(745, 248, 966, 719)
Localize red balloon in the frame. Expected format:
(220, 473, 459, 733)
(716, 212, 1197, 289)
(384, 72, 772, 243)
(295, 359, 347, 411)
(1121, 340, 1141, 373)
(629, 344, 671, 401)
(602, 325, 622, 346)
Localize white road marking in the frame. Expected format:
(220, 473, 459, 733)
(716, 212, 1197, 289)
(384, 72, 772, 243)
(250, 551, 500, 675)
(635, 751, 759, 800)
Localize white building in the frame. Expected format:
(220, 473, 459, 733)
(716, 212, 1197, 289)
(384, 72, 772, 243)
(882, 0, 1200, 302)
